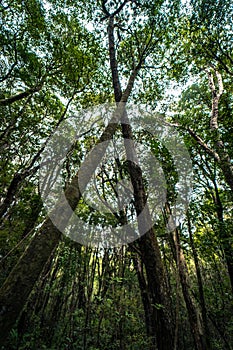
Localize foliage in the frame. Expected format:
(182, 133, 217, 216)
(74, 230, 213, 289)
(0, 0, 232, 349)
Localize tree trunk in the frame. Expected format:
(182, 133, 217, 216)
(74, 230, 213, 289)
(0, 56, 140, 346)
(132, 253, 155, 348)
(212, 179, 233, 293)
(0, 218, 61, 343)
(187, 211, 212, 348)
(122, 123, 174, 349)
(165, 204, 207, 350)
(172, 229, 206, 350)
(107, 14, 174, 348)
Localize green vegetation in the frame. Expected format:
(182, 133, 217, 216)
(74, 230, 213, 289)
(0, 0, 232, 349)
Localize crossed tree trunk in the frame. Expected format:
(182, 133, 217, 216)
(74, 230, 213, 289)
(0, 4, 175, 349)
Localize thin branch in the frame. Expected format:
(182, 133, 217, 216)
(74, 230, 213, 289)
(111, 0, 129, 18)
(101, 0, 129, 20)
(163, 120, 221, 162)
(187, 127, 220, 162)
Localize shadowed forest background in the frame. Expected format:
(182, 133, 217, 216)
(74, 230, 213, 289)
(0, 0, 232, 349)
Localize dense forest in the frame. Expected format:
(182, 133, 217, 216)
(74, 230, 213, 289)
(0, 0, 232, 349)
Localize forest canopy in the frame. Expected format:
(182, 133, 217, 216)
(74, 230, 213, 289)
(0, 0, 232, 349)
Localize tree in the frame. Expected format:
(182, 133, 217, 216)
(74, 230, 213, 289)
(0, 0, 233, 349)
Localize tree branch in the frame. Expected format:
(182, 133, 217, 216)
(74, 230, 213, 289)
(107, 16, 122, 102)
(0, 84, 43, 106)
(101, 0, 129, 20)
(187, 127, 220, 162)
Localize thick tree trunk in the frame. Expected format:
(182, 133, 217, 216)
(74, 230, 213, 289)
(0, 81, 137, 344)
(0, 218, 62, 343)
